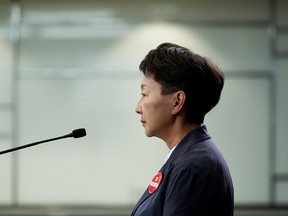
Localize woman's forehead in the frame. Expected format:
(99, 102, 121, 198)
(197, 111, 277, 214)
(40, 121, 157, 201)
(141, 76, 161, 90)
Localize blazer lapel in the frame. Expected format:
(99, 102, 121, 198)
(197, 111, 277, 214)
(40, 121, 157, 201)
(131, 161, 171, 215)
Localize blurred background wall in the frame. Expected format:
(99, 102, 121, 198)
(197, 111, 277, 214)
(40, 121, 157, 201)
(0, 0, 288, 214)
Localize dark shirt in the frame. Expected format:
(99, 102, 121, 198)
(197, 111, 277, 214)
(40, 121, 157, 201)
(131, 125, 234, 216)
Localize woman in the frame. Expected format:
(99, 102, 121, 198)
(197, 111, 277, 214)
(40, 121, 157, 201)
(132, 43, 234, 216)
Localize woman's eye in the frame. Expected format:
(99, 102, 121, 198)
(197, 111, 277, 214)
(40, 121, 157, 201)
(141, 93, 146, 97)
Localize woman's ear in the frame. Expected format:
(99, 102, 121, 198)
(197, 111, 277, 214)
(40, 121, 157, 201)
(172, 91, 186, 115)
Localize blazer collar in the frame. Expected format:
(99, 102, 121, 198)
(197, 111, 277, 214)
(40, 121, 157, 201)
(167, 124, 211, 164)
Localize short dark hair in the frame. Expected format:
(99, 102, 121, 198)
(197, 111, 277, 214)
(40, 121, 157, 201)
(139, 42, 224, 123)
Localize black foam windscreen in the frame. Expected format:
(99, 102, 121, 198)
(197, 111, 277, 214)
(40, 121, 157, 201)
(72, 128, 86, 138)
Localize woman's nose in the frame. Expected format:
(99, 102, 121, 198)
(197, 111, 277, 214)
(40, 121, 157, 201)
(135, 100, 141, 114)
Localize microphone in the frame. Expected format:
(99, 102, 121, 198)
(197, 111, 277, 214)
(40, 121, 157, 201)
(62, 128, 87, 139)
(0, 128, 86, 155)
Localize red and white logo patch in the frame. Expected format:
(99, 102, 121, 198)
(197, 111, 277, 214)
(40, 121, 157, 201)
(148, 172, 163, 194)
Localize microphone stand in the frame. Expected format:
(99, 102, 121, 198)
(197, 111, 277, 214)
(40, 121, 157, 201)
(0, 128, 86, 155)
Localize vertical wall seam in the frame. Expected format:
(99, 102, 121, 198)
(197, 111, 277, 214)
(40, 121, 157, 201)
(267, 0, 278, 207)
(10, 0, 21, 207)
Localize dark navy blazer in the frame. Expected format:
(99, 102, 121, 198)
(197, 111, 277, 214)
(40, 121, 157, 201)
(131, 125, 234, 216)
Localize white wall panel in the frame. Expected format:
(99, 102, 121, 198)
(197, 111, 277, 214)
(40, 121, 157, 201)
(276, 182, 288, 204)
(0, 140, 13, 204)
(277, 33, 288, 52)
(0, 39, 12, 104)
(182, 27, 270, 72)
(206, 78, 270, 204)
(17, 78, 167, 205)
(21, 0, 269, 22)
(0, 111, 12, 134)
(19, 25, 270, 79)
(276, 60, 288, 174)
(277, 0, 288, 25)
(0, 3, 13, 205)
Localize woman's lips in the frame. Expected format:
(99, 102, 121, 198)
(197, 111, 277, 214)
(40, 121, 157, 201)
(141, 120, 146, 126)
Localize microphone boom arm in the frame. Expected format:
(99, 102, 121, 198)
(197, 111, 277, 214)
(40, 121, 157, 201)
(0, 128, 86, 155)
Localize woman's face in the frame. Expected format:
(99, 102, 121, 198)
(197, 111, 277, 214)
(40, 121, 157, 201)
(135, 75, 175, 139)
